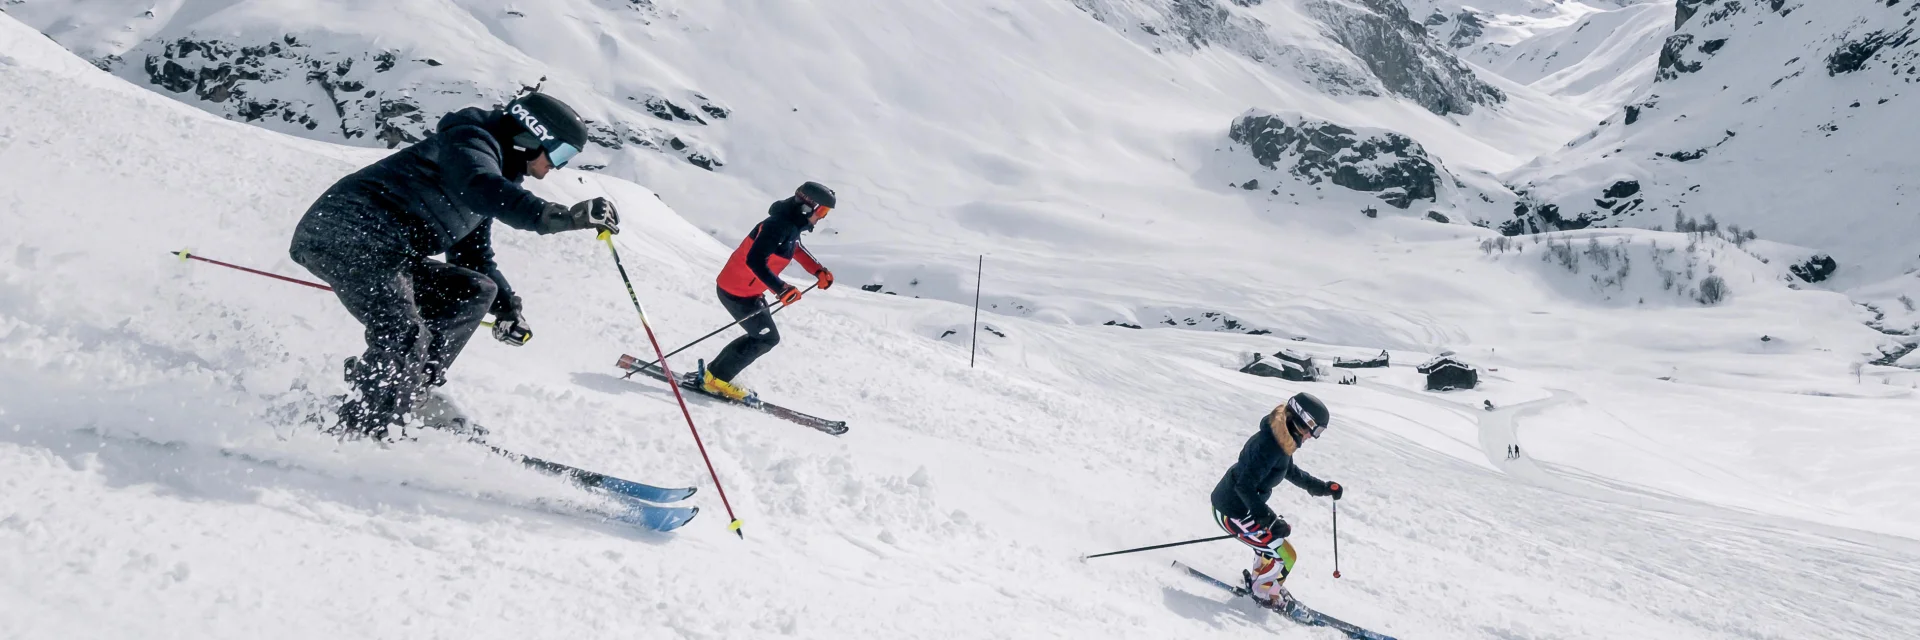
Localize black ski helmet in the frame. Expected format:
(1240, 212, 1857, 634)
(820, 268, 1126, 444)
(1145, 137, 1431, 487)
(795, 181, 837, 209)
(1285, 392, 1331, 438)
(505, 92, 589, 168)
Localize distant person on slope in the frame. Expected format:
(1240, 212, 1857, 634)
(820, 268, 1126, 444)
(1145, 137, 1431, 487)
(289, 92, 620, 440)
(1211, 392, 1344, 607)
(695, 182, 837, 402)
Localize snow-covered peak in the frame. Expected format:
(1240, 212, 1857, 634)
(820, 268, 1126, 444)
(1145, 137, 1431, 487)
(1506, 0, 1920, 286)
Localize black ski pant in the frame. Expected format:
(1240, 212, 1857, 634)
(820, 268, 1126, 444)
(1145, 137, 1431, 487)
(289, 191, 496, 432)
(705, 286, 779, 382)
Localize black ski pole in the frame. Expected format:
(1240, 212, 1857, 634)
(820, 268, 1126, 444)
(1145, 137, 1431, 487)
(619, 282, 819, 379)
(1331, 500, 1342, 578)
(1081, 534, 1235, 560)
(970, 254, 983, 368)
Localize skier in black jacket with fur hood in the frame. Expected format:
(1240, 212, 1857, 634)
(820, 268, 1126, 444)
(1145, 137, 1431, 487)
(1209, 392, 1345, 606)
(289, 92, 618, 439)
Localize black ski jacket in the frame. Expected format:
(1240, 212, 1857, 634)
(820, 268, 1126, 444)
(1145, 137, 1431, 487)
(320, 107, 577, 305)
(1209, 415, 1333, 522)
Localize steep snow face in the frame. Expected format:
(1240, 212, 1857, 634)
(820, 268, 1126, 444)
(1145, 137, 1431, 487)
(1507, 0, 1920, 285)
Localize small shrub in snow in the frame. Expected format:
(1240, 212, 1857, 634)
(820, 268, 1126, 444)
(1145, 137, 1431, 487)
(1696, 275, 1728, 305)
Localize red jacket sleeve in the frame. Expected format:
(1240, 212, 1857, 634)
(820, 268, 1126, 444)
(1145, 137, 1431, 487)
(794, 240, 824, 275)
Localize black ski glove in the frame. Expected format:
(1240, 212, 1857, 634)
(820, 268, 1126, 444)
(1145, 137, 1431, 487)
(1253, 510, 1291, 538)
(490, 294, 532, 346)
(569, 197, 620, 235)
(1307, 481, 1343, 500)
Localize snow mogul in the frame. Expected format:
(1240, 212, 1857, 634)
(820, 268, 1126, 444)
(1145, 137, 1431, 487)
(691, 181, 837, 402)
(1210, 392, 1345, 606)
(288, 92, 619, 440)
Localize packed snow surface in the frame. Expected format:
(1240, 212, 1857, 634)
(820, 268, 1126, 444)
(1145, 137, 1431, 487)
(4, 7, 1920, 640)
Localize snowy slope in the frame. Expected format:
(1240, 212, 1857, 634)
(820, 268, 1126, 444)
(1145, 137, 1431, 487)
(1506, 0, 1920, 288)
(1465, 1, 1672, 110)
(7, 11, 1920, 640)
(3, 0, 1600, 239)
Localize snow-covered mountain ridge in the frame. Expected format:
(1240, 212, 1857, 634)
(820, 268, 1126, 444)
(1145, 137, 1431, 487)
(1508, 0, 1920, 287)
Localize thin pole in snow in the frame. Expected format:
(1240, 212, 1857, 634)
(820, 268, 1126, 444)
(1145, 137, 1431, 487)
(970, 255, 983, 368)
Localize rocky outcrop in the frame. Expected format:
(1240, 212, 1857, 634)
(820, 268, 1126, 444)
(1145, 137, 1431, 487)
(108, 32, 727, 169)
(1230, 110, 1443, 209)
(1069, 0, 1501, 115)
(1305, 0, 1504, 115)
(1789, 254, 1837, 283)
(132, 35, 426, 144)
(1445, 10, 1486, 50)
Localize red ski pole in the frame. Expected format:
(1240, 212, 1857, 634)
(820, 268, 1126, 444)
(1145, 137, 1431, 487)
(173, 250, 333, 291)
(599, 231, 744, 539)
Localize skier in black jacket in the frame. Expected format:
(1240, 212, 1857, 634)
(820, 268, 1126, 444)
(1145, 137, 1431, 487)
(1210, 392, 1344, 606)
(289, 92, 619, 439)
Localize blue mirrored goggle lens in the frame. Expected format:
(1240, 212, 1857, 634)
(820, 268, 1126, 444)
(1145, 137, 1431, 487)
(544, 142, 581, 169)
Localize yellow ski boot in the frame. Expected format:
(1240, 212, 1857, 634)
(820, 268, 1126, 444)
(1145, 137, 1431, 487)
(701, 368, 755, 403)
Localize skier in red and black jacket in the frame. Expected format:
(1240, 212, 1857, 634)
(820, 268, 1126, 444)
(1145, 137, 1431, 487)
(696, 182, 836, 401)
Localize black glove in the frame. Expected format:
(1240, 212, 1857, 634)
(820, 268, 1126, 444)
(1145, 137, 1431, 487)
(569, 197, 620, 235)
(490, 294, 532, 346)
(1252, 510, 1291, 538)
(1307, 481, 1343, 500)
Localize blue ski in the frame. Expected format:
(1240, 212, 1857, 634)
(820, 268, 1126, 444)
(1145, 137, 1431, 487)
(485, 444, 697, 504)
(608, 500, 700, 531)
(1172, 561, 1399, 640)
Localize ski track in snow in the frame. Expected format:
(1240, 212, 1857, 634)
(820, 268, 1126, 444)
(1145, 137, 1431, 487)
(3, 9, 1920, 640)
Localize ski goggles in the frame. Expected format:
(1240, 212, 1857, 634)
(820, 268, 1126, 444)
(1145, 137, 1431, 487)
(513, 131, 582, 169)
(1286, 398, 1325, 438)
(806, 203, 832, 220)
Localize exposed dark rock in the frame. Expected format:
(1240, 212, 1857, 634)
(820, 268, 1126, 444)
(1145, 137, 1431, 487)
(1789, 254, 1838, 283)
(1306, 0, 1504, 115)
(1426, 211, 1450, 223)
(1659, 34, 1704, 80)
(1446, 10, 1486, 50)
(1241, 179, 1261, 190)
(1828, 29, 1916, 75)
(1602, 180, 1642, 199)
(130, 36, 431, 145)
(1230, 110, 1442, 209)
(1424, 11, 1449, 27)
(1103, 320, 1143, 329)
(640, 96, 706, 124)
(1674, 0, 1710, 30)
(1072, 0, 1499, 115)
